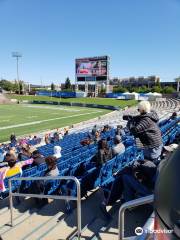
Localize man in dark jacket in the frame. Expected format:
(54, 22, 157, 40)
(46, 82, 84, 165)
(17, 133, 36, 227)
(125, 101, 163, 162)
(122, 159, 157, 202)
(32, 150, 45, 166)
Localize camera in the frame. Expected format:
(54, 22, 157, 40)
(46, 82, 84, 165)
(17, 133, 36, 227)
(123, 115, 140, 131)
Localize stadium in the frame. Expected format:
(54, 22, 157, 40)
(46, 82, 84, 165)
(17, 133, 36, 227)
(0, 1, 180, 240)
(0, 88, 179, 240)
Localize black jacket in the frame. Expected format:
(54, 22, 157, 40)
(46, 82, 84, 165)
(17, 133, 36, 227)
(130, 111, 162, 148)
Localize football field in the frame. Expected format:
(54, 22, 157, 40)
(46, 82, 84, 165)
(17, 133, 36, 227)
(0, 104, 111, 142)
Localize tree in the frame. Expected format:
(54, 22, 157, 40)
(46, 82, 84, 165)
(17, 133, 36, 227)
(0, 79, 14, 91)
(161, 86, 175, 94)
(51, 82, 55, 91)
(151, 85, 162, 93)
(64, 77, 71, 89)
(12, 80, 19, 93)
(138, 86, 149, 93)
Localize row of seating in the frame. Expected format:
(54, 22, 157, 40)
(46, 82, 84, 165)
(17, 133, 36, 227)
(1, 115, 179, 200)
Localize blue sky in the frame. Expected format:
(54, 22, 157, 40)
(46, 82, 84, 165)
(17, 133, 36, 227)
(0, 0, 180, 85)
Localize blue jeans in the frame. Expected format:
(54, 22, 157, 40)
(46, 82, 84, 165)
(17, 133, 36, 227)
(122, 174, 151, 202)
(144, 144, 163, 161)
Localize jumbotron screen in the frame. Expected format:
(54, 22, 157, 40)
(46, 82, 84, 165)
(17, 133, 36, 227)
(76, 56, 108, 81)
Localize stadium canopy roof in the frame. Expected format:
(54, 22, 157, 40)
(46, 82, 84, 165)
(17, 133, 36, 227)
(145, 92, 162, 96)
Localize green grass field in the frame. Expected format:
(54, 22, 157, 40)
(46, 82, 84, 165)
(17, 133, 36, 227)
(0, 104, 111, 142)
(8, 95, 137, 108)
(0, 96, 137, 143)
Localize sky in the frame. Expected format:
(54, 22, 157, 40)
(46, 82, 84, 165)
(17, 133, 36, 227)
(0, 0, 180, 85)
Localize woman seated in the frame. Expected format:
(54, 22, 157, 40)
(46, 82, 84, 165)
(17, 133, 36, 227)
(95, 139, 113, 167)
(0, 154, 33, 193)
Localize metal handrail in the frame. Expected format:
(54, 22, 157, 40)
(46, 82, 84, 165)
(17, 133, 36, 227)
(9, 176, 82, 239)
(118, 194, 154, 240)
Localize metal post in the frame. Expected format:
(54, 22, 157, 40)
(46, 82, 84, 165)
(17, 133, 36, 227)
(8, 176, 82, 236)
(106, 56, 110, 94)
(12, 52, 22, 95)
(9, 179, 14, 227)
(75, 178, 81, 239)
(118, 194, 154, 240)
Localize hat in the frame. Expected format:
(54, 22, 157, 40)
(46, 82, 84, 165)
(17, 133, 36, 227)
(115, 135, 122, 142)
(163, 144, 178, 152)
(53, 146, 62, 159)
(32, 150, 40, 156)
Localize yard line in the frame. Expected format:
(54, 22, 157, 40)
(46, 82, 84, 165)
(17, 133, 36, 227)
(26, 116, 38, 119)
(23, 105, 81, 112)
(1, 120, 10, 122)
(0, 110, 102, 130)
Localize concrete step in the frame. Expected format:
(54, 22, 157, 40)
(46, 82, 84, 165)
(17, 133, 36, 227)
(0, 198, 37, 235)
(1, 199, 64, 240)
(40, 189, 103, 240)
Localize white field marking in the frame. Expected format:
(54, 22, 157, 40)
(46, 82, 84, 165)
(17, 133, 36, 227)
(26, 116, 38, 119)
(0, 110, 103, 130)
(1, 119, 10, 122)
(23, 105, 82, 112)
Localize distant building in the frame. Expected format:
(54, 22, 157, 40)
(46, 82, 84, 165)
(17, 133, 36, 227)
(110, 75, 160, 88)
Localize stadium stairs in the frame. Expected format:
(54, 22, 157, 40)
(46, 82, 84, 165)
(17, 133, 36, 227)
(0, 99, 179, 240)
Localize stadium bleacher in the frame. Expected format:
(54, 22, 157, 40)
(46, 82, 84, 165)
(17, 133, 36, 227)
(0, 98, 179, 240)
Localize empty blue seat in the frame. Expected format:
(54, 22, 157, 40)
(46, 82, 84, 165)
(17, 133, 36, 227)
(22, 166, 37, 177)
(94, 157, 116, 187)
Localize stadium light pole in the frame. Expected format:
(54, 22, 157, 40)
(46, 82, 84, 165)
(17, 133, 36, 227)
(12, 52, 22, 94)
(175, 77, 180, 92)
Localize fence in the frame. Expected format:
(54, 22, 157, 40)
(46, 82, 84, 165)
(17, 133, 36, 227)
(118, 194, 154, 240)
(9, 176, 82, 239)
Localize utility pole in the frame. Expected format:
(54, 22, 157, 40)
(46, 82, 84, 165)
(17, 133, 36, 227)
(12, 52, 22, 94)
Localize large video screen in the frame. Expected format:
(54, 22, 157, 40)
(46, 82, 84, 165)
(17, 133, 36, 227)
(76, 56, 108, 81)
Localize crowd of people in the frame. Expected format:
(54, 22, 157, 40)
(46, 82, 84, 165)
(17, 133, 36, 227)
(99, 101, 179, 219)
(0, 101, 179, 220)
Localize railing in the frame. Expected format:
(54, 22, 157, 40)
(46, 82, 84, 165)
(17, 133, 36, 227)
(9, 176, 82, 239)
(118, 194, 154, 240)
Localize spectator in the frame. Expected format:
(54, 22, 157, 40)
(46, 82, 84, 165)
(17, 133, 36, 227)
(116, 125, 125, 137)
(21, 144, 32, 158)
(5, 156, 22, 178)
(45, 156, 59, 176)
(45, 134, 50, 145)
(9, 147, 17, 159)
(126, 101, 163, 162)
(95, 139, 112, 166)
(100, 159, 157, 219)
(122, 159, 157, 202)
(170, 112, 177, 120)
(4, 153, 13, 162)
(0, 150, 7, 168)
(91, 125, 97, 136)
(64, 128, 69, 136)
(0, 149, 5, 163)
(0, 156, 33, 192)
(94, 131, 101, 143)
(32, 150, 45, 166)
(30, 156, 59, 207)
(102, 125, 109, 133)
(53, 132, 59, 142)
(112, 135, 125, 156)
(53, 146, 62, 159)
(80, 138, 91, 146)
(10, 133, 17, 145)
